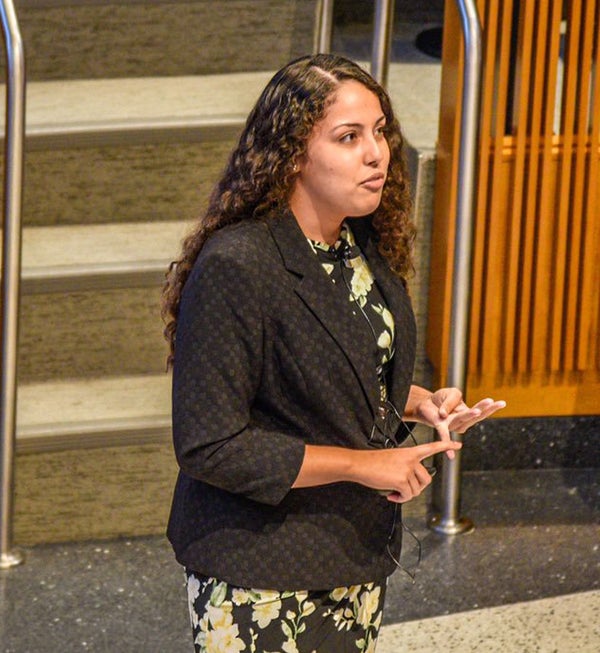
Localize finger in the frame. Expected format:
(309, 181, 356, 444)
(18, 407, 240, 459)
(437, 388, 463, 418)
(407, 467, 430, 497)
(414, 463, 433, 487)
(468, 400, 506, 424)
(450, 400, 506, 433)
(386, 491, 405, 503)
(487, 400, 507, 414)
(392, 482, 413, 503)
(465, 398, 505, 417)
(447, 408, 482, 433)
(414, 439, 462, 461)
(434, 421, 451, 442)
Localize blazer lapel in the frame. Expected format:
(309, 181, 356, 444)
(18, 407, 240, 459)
(347, 217, 418, 411)
(268, 211, 381, 413)
(347, 217, 408, 318)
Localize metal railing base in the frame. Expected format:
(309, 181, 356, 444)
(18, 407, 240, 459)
(428, 514, 475, 536)
(0, 549, 23, 569)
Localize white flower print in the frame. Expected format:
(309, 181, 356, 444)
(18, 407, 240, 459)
(323, 263, 334, 276)
(349, 262, 374, 307)
(204, 622, 246, 653)
(374, 304, 394, 331)
(364, 639, 377, 653)
(282, 639, 300, 653)
(301, 600, 316, 618)
(187, 574, 201, 628)
(330, 584, 362, 604)
(356, 636, 378, 653)
(373, 611, 383, 631)
(207, 603, 234, 629)
(232, 588, 251, 606)
(373, 304, 395, 349)
(187, 572, 384, 653)
(330, 587, 347, 603)
(377, 330, 392, 350)
(356, 586, 381, 628)
(252, 594, 282, 628)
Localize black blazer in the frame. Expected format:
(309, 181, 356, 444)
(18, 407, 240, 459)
(167, 209, 417, 590)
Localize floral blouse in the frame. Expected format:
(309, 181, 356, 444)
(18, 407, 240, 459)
(307, 223, 395, 401)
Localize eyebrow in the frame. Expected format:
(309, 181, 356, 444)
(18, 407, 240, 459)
(330, 115, 387, 132)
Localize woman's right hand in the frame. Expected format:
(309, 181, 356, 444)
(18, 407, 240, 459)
(350, 440, 462, 503)
(292, 440, 461, 503)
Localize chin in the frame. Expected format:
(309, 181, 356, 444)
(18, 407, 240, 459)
(348, 203, 382, 218)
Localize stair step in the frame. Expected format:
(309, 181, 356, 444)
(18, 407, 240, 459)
(17, 373, 171, 453)
(0, 63, 441, 150)
(19, 73, 273, 148)
(8, 0, 316, 81)
(19, 285, 168, 382)
(5, 221, 188, 382)
(12, 220, 191, 292)
(16, 140, 234, 227)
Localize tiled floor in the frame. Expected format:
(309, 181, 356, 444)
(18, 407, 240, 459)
(1, 470, 598, 652)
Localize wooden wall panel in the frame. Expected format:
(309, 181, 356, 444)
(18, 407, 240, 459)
(427, 0, 600, 417)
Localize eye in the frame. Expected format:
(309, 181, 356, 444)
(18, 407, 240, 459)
(374, 124, 387, 138)
(339, 131, 357, 143)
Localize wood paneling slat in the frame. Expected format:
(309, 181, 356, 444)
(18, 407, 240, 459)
(565, 0, 597, 371)
(468, 0, 499, 383)
(577, 0, 600, 370)
(478, 0, 515, 379)
(530, 2, 564, 374)
(551, 2, 582, 372)
(517, 0, 552, 374)
(502, 0, 535, 374)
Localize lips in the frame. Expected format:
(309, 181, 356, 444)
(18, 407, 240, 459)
(360, 173, 386, 191)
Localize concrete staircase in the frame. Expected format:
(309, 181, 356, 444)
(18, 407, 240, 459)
(7, 0, 317, 545)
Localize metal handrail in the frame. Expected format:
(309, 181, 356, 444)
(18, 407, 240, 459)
(0, 0, 26, 569)
(371, 0, 395, 86)
(315, 0, 335, 54)
(429, 0, 483, 535)
(315, 0, 395, 89)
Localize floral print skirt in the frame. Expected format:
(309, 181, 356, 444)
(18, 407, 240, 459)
(185, 570, 386, 653)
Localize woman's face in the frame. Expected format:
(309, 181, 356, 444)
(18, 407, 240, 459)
(290, 80, 390, 239)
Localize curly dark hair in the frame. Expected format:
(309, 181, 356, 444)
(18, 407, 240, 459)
(162, 53, 415, 364)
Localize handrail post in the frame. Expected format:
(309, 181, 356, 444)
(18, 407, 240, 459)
(0, 0, 26, 569)
(428, 0, 483, 536)
(314, 0, 335, 53)
(371, 0, 395, 86)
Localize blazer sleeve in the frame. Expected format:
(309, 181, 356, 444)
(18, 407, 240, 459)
(171, 244, 306, 506)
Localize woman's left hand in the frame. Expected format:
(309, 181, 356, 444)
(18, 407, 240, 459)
(414, 387, 506, 458)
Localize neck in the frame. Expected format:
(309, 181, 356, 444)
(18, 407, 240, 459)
(300, 222, 342, 246)
(289, 197, 343, 246)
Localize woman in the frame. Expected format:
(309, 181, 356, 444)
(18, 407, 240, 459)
(162, 54, 504, 652)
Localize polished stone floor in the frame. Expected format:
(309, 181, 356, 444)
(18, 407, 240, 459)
(1, 469, 598, 652)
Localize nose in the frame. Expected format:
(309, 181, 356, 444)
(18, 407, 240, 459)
(364, 134, 386, 166)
